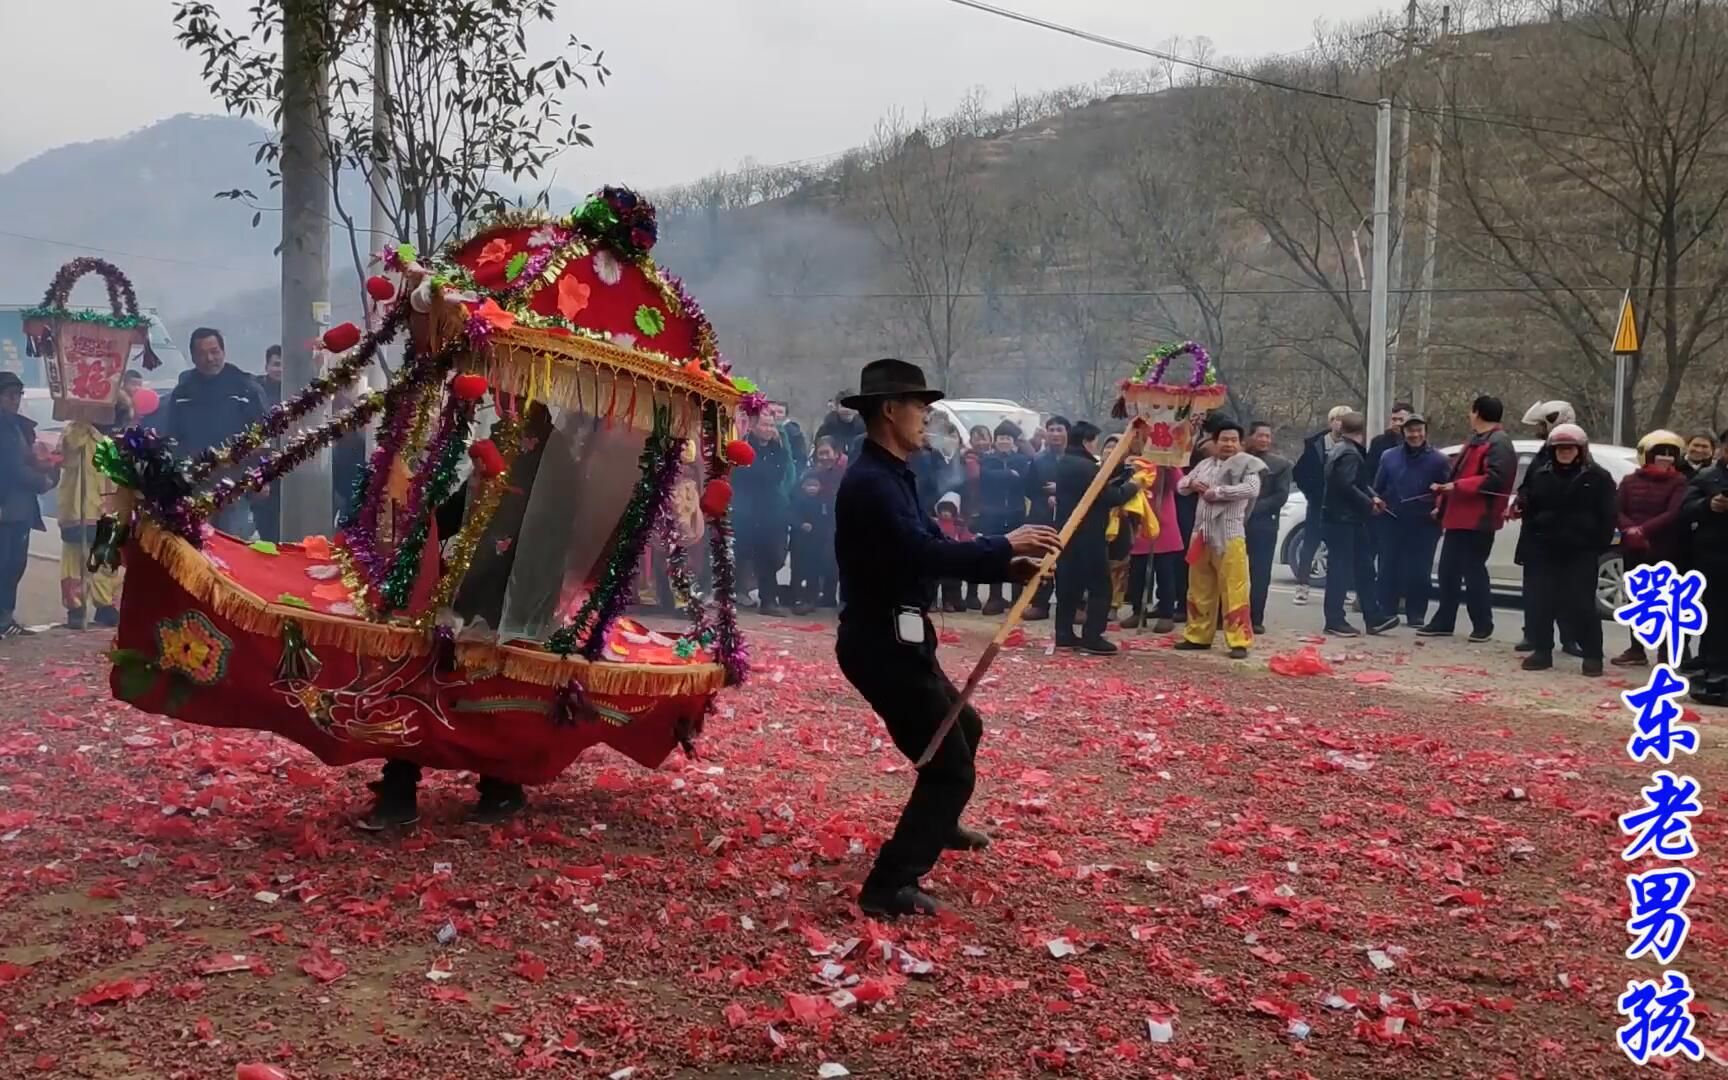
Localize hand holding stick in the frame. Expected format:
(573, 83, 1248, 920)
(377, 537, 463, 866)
(915, 419, 1146, 767)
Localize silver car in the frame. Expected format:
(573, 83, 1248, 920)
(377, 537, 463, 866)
(1277, 440, 1641, 616)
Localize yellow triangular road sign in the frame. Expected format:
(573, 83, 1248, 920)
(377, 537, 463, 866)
(1612, 292, 1640, 355)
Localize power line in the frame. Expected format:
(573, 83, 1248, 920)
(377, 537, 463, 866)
(0, 228, 241, 271)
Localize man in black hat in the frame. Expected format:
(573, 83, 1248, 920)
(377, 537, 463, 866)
(834, 359, 1061, 918)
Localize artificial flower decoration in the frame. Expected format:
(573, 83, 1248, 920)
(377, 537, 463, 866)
(557, 277, 592, 321)
(154, 611, 233, 686)
(476, 238, 512, 268)
(505, 252, 529, 283)
(527, 226, 559, 249)
(473, 298, 516, 332)
(635, 305, 667, 338)
(592, 249, 623, 286)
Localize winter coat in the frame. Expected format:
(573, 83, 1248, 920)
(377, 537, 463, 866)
(1292, 429, 1333, 500)
(1520, 456, 1616, 560)
(980, 450, 1030, 523)
(814, 413, 865, 459)
(0, 412, 54, 530)
(1055, 444, 1137, 567)
(163, 363, 267, 456)
(1365, 430, 1403, 487)
(1373, 442, 1450, 522)
(1681, 465, 1728, 566)
(1437, 426, 1516, 532)
(1248, 451, 1292, 530)
(1617, 466, 1689, 565)
(791, 482, 834, 542)
(1321, 439, 1376, 524)
(733, 433, 791, 523)
(1149, 466, 1185, 556)
(1024, 450, 1064, 525)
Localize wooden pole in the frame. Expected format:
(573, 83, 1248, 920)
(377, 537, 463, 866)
(915, 419, 1146, 767)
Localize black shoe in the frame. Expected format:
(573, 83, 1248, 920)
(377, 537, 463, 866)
(1468, 628, 1495, 643)
(1172, 640, 1210, 651)
(1514, 639, 1534, 653)
(1367, 616, 1400, 635)
(1024, 607, 1050, 622)
(758, 604, 787, 618)
(0, 622, 35, 639)
(1582, 658, 1604, 677)
(93, 606, 121, 628)
(1251, 623, 1266, 636)
(859, 884, 940, 919)
(1078, 638, 1120, 656)
(1521, 652, 1554, 671)
(1416, 625, 1454, 637)
(356, 781, 419, 832)
(1053, 636, 1081, 650)
(965, 597, 982, 612)
(1120, 611, 1143, 629)
(1228, 646, 1249, 660)
(791, 603, 814, 616)
(64, 609, 85, 631)
(1680, 654, 1707, 675)
(1562, 642, 1584, 659)
(947, 825, 991, 852)
(1325, 624, 1361, 638)
(1406, 618, 1425, 629)
(981, 599, 1007, 617)
(942, 601, 963, 614)
(469, 780, 527, 825)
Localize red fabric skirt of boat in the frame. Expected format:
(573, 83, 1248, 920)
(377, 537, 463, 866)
(108, 524, 721, 784)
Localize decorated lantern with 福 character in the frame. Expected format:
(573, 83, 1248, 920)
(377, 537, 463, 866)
(21, 258, 159, 425)
(1113, 340, 1229, 466)
(91, 186, 761, 784)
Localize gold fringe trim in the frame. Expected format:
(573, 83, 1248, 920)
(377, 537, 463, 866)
(133, 521, 725, 697)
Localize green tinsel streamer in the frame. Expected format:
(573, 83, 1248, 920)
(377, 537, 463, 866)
(377, 403, 475, 613)
(546, 415, 674, 656)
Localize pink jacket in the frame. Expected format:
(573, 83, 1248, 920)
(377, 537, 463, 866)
(1142, 465, 1183, 556)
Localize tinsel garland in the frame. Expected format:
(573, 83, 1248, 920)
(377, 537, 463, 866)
(25, 256, 149, 329)
(184, 300, 409, 485)
(699, 419, 749, 686)
(656, 509, 711, 648)
(411, 411, 524, 630)
(376, 392, 476, 612)
(545, 417, 679, 656)
(344, 348, 443, 594)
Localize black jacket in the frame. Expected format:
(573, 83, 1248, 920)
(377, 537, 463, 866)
(1293, 429, 1331, 500)
(1054, 444, 1136, 564)
(1365, 430, 1402, 485)
(0, 412, 54, 530)
(1682, 464, 1728, 565)
(1321, 438, 1376, 524)
(1520, 456, 1616, 560)
(1024, 450, 1064, 525)
(1249, 450, 1293, 529)
(980, 450, 1031, 521)
(733, 433, 791, 520)
(163, 364, 267, 456)
(815, 412, 865, 458)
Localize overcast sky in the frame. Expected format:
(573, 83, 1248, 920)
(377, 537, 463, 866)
(0, 0, 1389, 187)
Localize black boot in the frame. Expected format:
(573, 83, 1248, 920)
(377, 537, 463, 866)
(64, 608, 85, 630)
(356, 765, 420, 832)
(470, 777, 527, 824)
(859, 883, 940, 919)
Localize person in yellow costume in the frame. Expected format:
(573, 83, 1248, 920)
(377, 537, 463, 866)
(1174, 419, 1264, 658)
(1104, 445, 1158, 611)
(57, 418, 124, 629)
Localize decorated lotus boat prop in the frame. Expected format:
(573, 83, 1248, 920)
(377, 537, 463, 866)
(94, 186, 759, 783)
(1112, 340, 1228, 467)
(21, 258, 162, 425)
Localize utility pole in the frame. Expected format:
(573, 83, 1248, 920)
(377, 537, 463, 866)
(367, 4, 393, 389)
(1412, 5, 1451, 416)
(1385, 0, 1418, 402)
(1368, 99, 1392, 438)
(279, 0, 333, 539)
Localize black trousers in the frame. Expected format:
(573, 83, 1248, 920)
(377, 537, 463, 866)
(789, 531, 832, 604)
(378, 759, 516, 795)
(1523, 552, 1603, 660)
(738, 521, 786, 606)
(1247, 519, 1278, 627)
(1427, 529, 1496, 634)
(1055, 546, 1112, 642)
(1698, 557, 1728, 675)
(836, 623, 980, 894)
(0, 523, 29, 621)
(1323, 520, 1383, 628)
(1377, 521, 1441, 625)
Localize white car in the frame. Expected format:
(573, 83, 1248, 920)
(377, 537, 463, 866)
(924, 398, 1043, 460)
(1276, 440, 1641, 616)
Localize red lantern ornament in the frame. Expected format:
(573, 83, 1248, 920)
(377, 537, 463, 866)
(468, 439, 507, 478)
(365, 275, 396, 302)
(450, 373, 489, 401)
(699, 478, 733, 518)
(322, 322, 362, 353)
(724, 438, 755, 467)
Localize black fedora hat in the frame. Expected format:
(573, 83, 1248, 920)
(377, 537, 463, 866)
(840, 358, 943, 411)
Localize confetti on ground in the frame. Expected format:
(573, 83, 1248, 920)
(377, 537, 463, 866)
(0, 623, 1715, 1078)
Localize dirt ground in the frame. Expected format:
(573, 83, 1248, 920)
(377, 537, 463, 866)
(0, 593, 1718, 1079)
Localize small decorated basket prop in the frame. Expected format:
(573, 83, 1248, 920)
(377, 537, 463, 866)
(1112, 341, 1229, 466)
(20, 258, 157, 425)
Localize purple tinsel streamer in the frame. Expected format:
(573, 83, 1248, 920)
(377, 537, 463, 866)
(374, 391, 475, 602)
(701, 427, 749, 687)
(576, 435, 687, 660)
(655, 498, 711, 644)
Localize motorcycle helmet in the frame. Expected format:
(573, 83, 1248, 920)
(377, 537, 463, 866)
(1522, 400, 1576, 428)
(1637, 429, 1685, 464)
(1547, 423, 1588, 447)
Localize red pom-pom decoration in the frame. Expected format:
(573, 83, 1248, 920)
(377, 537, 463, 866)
(724, 438, 755, 467)
(468, 439, 507, 478)
(321, 322, 362, 353)
(699, 478, 733, 518)
(365, 275, 395, 302)
(451, 373, 489, 401)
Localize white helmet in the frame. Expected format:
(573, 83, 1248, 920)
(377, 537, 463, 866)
(1522, 400, 1576, 428)
(1547, 423, 1589, 447)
